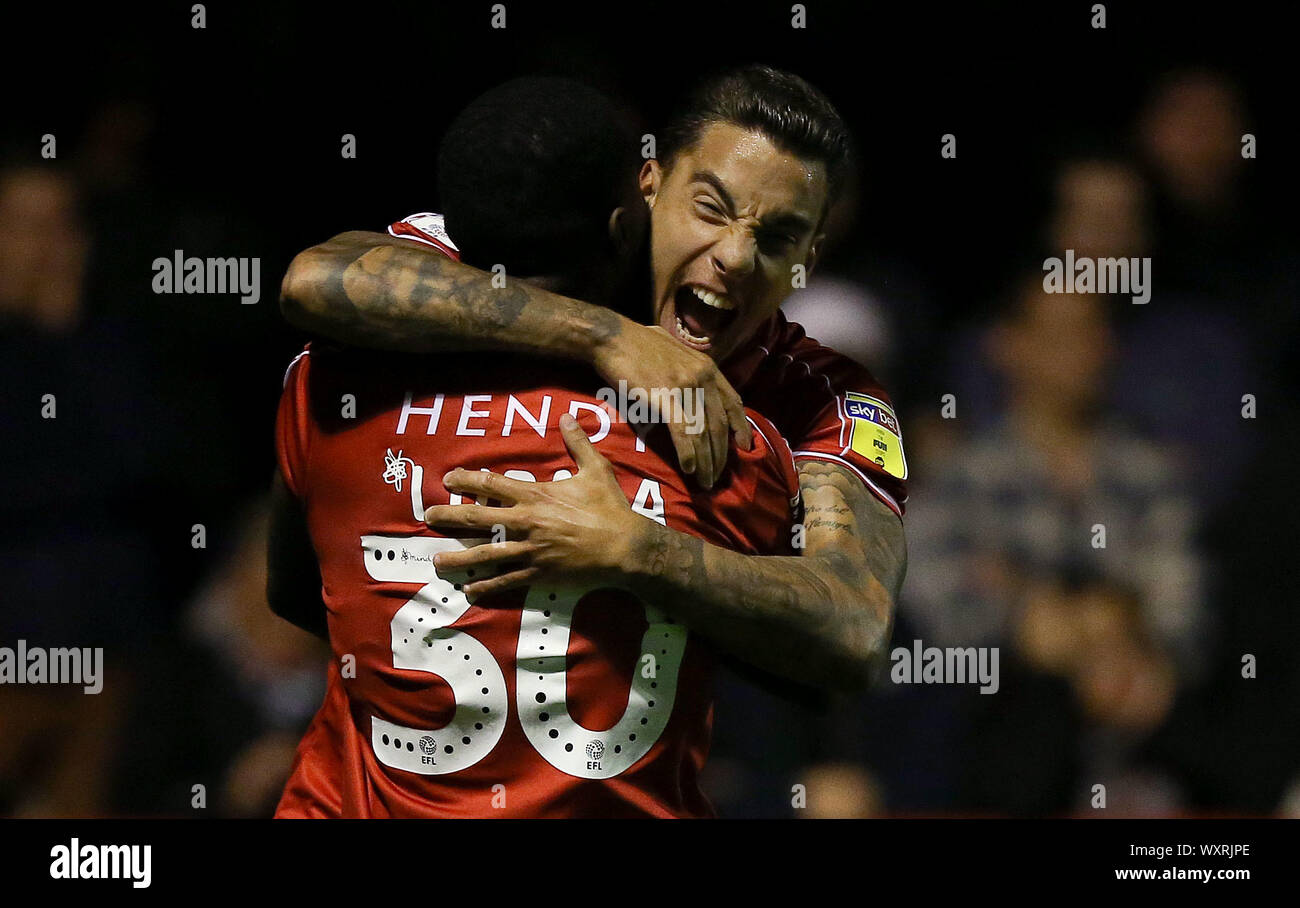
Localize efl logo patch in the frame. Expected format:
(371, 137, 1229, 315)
(845, 392, 907, 479)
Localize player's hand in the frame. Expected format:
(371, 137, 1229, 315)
(592, 322, 752, 489)
(425, 414, 652, 599)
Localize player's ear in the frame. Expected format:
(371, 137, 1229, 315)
(608, 206, 632, 256)
(639, 159, 661, 209)
(804, 231, 827, 279)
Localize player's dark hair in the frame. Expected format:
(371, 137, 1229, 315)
(437, 77, 640, 279)
(659, 65, 852, 197)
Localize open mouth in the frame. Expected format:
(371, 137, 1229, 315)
(672, 284, 738, 352)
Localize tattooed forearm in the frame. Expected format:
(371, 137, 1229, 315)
(280, 231, 625, 356)
(625, 462, 906, 690)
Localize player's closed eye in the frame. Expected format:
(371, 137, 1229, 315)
(694, 198, 727, 222)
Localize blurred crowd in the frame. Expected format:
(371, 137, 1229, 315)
(0, 66, 1295, 817)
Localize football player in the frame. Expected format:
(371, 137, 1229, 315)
(270, 78, 802, 817)
(280, 66, 909, 694)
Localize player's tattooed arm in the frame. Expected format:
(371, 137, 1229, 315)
(426, 419, 904, 691)
(279, 231, 752, 487)
(279, 231, 626, 356)
(629, 461, 904, 690)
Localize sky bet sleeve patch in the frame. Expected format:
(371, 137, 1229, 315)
(845, 392, 907, 480)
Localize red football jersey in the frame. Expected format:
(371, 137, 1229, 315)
(274, 345, 800, 818)
(724, 310, 909, 518)
(385, 213, 910, 518)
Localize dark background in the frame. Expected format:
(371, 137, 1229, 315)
(0, 1, 1295, 817)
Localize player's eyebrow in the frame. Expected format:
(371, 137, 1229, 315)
(689, 170, 815, 236)
(689, 171, 736, 214)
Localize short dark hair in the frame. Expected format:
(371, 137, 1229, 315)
(437, 77, 639, 276)
(659, 65, 852, 197)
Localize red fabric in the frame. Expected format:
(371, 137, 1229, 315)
(274, 347, 798, 818)
(729, 311, 908, 517)
(388, 220, 461, 260)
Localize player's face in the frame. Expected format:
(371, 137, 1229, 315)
(640, 123, 828, 364)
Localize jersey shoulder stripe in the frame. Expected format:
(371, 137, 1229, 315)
(387, 212, 461, 260)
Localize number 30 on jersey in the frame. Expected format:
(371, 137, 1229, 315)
(360, 520, 685, 779)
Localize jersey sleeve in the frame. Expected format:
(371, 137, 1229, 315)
(275, 347, 314, 499)
(794, 383, 908, 519)
(387, 212, 461, 260)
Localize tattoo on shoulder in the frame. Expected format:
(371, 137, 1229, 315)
(797, 460, 907, 600)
